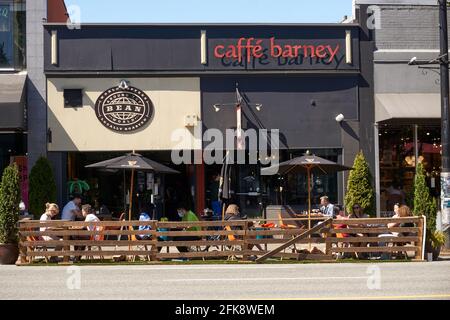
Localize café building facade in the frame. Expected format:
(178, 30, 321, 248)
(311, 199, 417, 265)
(42, 12, 375, 218)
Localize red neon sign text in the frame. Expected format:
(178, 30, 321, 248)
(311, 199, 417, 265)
(214, 37, 340, 63)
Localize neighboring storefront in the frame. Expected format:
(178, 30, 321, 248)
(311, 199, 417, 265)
(0, 0, 68, 210)
(0, 0, 27, 208)
(42, 17, 374, 218)
(356, 0, 447, 215)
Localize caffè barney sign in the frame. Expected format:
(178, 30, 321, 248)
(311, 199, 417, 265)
(95, 81, 153, 132)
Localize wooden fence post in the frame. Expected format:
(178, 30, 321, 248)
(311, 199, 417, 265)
(17, 223, 28, 265)
(416, 216, 425, 260)
(325, 219, 333, 256)
(242, 221, 250, 261)
(150, 221, 159, 261)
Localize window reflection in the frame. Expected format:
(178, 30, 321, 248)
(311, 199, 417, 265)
(0, 0, 25, 69)
(378, 124, 441, 213)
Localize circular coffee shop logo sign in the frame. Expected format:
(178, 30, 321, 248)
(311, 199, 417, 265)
(95, 85, 153, 132)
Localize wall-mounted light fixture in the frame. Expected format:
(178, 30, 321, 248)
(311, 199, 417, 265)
(47, 128, 53, 143)
(335, 114, 345, 123)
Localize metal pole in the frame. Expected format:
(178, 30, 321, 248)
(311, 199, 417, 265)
(414, 124, 419, 166)
(440, 0, 450, 170)
(129, 168, 135, 221)
(374, 124, 381, 217)
(439, 0, 450, 224)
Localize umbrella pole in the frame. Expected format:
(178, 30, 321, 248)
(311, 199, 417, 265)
(308, 167, 312, 251)
(222, 202, 226, 221)
(129, 168, 135, 221)
(123, 170, 126, 214)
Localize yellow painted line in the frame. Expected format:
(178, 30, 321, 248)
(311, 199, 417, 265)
(247, 293, 450, 300)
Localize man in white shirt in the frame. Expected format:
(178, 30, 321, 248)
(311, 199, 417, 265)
(61, 194, 82, 220)
(319, 196, 335, 218)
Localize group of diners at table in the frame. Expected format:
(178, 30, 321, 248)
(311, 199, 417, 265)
(36, 193, 415, 262)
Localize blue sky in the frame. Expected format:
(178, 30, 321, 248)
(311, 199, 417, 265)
(63, 0, 353, 23)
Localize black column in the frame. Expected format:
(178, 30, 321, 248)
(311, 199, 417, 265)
(440, 0, 450, 172)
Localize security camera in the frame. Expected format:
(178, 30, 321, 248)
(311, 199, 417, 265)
(213, 104, 221, 112)
(335, 114, 345, 123)
(408, 57, 417, 65)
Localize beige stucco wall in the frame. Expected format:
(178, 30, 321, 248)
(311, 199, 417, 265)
(47, 77, 201, 152)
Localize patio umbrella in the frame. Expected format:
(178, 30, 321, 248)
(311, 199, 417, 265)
(86, 151, 179, 221)
(218, 151, 233, 220)
(261, 152, 352, 230)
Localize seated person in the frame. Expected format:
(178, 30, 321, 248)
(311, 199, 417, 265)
(40, 203, 61, 241)
(61, 194, 83, 221)
(319, 196, 335, 218)
(348, 204, 369, 220)
(224, 204, 247, 221)
(387, 204, 413, 235)
(82, 204, 100, 232)
(378, 204, 413, 259)
(71, 204, 99, 262)
(136, 204, 153, 241)
(175, 203, 201, 253)
(40, 203, 63, 262)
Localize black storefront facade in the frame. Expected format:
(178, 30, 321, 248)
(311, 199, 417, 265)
(42, 21, 374, 219)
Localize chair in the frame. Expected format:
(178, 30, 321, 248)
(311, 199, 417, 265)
(333, 223, 350, 259)
(130, 225, 152, 262)
(23, 218, 59, 263)
(25, 230, 49, 263)
(224, 225, 241, 261)
(86, 226, 105, 261)
(277, 213, 299, 255)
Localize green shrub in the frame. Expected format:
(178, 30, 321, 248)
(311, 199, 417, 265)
(413, 162, 437, 231)
(29, 157, 57, 219)
(0, 164, 21, 244)
(344, 151, 375, 216)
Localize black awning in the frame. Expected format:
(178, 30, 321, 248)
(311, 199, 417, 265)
(0, 73, 26, 130)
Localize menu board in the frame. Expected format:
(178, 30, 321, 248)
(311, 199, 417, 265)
(0, 5, 10, 32)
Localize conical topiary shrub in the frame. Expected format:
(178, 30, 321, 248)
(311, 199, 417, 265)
(29, 157, 57, 219)
(344, 151, 375, 216)
(0, 163, 21, 244)
(413, 162, 437, 231)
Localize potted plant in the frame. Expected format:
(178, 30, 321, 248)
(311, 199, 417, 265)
(425, 230, 446, 261)
(0, 164, 21, 264)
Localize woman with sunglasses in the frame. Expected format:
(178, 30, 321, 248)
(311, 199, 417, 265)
(349, 204, 368, 219)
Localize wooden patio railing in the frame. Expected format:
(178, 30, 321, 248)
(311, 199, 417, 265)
(17, 216, 425, 264)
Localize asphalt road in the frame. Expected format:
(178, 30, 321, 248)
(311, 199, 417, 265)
(1, 261, 449, 300)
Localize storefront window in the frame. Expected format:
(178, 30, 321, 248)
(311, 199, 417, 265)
(0, 132, 26, 174)
(379, 123, 441, 213)
(418, 125, 441, 198)
(0, 0, 25, 69)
